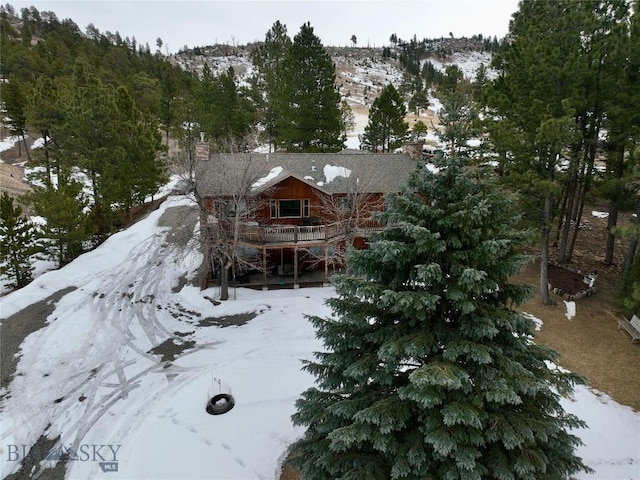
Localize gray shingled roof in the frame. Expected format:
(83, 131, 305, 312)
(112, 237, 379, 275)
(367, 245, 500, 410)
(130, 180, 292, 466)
(195, 152, 419, 196)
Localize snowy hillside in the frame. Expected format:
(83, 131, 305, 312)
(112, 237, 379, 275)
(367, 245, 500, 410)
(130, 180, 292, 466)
(428, 50, 496, 79)
(170, 43, 492, 110)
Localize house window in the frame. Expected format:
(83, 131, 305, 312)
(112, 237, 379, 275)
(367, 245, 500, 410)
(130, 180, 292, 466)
(337, 197, 352, 211)
(278, 199, 301, 218)
(303, 198, 310, 217)
(270, 199, 277, 219)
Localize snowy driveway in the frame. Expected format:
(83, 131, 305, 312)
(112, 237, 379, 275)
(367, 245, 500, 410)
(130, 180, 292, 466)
(0, 197, 330, 479)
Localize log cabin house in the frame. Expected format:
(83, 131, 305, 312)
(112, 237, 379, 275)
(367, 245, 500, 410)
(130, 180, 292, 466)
(194, 143, 418, 288)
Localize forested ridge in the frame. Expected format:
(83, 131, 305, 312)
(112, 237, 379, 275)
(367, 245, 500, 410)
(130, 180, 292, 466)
(0, 2, 639, 316)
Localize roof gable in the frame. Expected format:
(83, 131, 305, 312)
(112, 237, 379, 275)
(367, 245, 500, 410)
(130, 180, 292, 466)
(251, 169, 332, 196)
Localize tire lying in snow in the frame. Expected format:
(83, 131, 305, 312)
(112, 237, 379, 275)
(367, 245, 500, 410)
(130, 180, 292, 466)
(206, 393, 235, 415)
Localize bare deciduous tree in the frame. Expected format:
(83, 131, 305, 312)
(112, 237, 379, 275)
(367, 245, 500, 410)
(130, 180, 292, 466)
(302, 166, 384, 273)
(192, 132, 274, 300)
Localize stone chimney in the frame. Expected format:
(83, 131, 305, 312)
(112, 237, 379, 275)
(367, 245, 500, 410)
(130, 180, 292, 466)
(195, 136, 210, 162)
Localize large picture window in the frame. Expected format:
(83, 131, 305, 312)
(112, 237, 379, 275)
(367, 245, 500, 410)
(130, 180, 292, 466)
(278, 199, 301, 218)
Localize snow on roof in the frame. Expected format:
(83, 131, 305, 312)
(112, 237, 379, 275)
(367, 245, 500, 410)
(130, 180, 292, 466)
(426, 163, 440, 174)
(252, 166, 283, 191)
(323, 164, 351, 183)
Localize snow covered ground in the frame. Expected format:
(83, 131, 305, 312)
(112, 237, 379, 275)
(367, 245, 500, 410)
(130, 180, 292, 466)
(1, 193, 638, 480)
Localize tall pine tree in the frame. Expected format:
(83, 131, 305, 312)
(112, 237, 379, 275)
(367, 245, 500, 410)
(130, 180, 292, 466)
(486, 0, 586, 304)
(290, 159, 590, 479)
(362, 83, 409, 153)
(278, 22, 345, 152)
(436, 65, 479, 160)
(251, 21, 292, 152)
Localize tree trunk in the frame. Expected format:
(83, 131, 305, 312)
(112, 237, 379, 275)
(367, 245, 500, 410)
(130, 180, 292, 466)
(604, 203, 619, 265)
(41, 132, 52, 186)
(199, 242, 212, 290)
(540, 195, 553, 305)
(604, 142, 626, 265)
(220, 262, 231, 300)
(568, 190, 586, 264)
(622, 200, 640, 277)
(21, 134, 32, 162)
(557, 176, 576, 263)
(554, 186, 569, 245)
(567, 129, 598, 264)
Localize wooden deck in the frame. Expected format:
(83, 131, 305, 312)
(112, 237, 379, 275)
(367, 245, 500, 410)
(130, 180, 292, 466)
(236, 219, 383, 246)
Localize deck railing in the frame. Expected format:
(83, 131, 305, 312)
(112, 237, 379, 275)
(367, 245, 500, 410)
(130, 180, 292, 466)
(234, 218, 384, 245)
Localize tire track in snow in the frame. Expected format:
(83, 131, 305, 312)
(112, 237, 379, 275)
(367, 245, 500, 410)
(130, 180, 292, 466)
(1, 202, 212, 479)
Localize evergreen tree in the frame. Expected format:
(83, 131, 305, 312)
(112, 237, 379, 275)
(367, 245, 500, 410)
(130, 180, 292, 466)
(408, 89, 429, 116)
(291, 159, 590, 479)
(56, 62, 165, 234)
(111, 86, 166, 216)
(197, 65, 256, 145)
(29, 181, 91, 267)
(158, 62, 181, 145)
(340, 99, 356, 136)
(26, 75, 70, 185)
(0, 192, 39, 289)
(599, 0, 640, 265)
(412, 119, 428, 141)
(362, 83, 409, 152)
(436, 65, 479, 159)
(486, 0, 587, 304)
(278, 22, 345, 152)
(251, 20, 292, 152)
(1, 76, 31, 160)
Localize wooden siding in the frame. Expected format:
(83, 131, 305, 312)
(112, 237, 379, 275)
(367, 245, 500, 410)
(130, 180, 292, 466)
(253, 177, 328, 224)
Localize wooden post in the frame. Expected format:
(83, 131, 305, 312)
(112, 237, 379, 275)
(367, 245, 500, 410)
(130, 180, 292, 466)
(262, 247, 267, 290)
(324, 244, 329, 284)
(294, 247, 299, 287)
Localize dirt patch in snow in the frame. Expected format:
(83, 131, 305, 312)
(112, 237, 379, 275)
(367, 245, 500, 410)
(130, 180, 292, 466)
(148, 338, 196, 362)
(198, 312, 257, 328)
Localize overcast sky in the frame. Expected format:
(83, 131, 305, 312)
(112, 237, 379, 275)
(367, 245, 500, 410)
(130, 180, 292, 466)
(10, 0, 520, 52)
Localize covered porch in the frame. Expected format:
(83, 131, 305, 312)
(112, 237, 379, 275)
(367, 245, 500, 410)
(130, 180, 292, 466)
(205, 218, 382, 291)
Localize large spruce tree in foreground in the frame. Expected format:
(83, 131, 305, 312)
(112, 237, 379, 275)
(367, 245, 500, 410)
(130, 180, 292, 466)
(290, 159, 590, 479)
